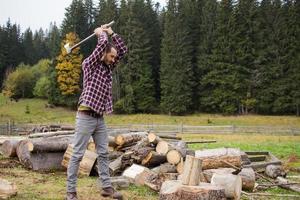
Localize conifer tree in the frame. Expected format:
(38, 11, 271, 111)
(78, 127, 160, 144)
(160, 0, 194, 115)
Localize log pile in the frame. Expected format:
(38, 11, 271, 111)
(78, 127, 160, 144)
(1, 128, 298, 200)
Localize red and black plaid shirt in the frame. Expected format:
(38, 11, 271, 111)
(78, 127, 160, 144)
(78, 33, 127, 114)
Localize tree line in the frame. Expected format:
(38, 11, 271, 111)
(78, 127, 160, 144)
(0, 0, 299, 115)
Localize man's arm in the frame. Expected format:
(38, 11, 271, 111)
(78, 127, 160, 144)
(82, 28, 108, 73)
(111, 33, 128, 65)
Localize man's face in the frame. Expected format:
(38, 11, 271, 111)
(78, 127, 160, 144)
(103, 48, 117, 65)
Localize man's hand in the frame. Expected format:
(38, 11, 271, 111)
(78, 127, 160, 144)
(94, 27, 104, 37)
(103, 27, 114, 36)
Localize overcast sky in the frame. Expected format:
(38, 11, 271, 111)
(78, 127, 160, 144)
(0, 0, 166, 32)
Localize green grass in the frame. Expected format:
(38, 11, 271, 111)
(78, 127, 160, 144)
(0, 94, 300, 127)
(182, 134, 300, 160)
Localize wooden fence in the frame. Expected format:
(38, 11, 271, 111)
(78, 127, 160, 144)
(0, 121, 299, 135)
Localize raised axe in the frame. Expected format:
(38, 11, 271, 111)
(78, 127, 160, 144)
(64, 20, 115, 54)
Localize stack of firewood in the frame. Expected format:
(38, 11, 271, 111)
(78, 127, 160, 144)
(2, 130, 299, 200)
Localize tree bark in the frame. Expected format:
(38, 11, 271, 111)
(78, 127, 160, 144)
(1, 140, 20, 157)
(238, 168, 255, 191)
(142, 151, 167, 167)
(159, 180, 226, 200)
(115, 132, 148, 147)
(195, 148, 242, 170)
(62, 144, 97, 176)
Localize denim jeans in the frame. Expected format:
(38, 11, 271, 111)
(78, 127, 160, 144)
(67, 112, 111, 192)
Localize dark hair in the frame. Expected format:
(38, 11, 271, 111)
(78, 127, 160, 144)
(105, 43, 116, 54)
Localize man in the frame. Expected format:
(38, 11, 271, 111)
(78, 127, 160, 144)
(66, 24, 128, 200)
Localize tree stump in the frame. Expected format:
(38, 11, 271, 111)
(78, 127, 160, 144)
(159, 180, 226, 200)
(181, 155, 202, 186)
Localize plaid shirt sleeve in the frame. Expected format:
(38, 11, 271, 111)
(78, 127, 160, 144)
(82, 33, 108, 80)
(111, 33, 128, 66)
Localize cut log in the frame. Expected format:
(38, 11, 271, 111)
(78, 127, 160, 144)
(243, 161, 282, 170)
(1, 140, 20, 158)
(176, 158, 184, 174)
(248, 155, 266, 162)
(62, 144, 98, 176)
(142, 151, 167, 167)
(156, 141, 170, 155)
(132, 147, 154, 163)
(211, 173, 242, 200)
(181, 155, 202, 186)
(109, 151, 133, 176)
(115, 132, 148, 147)
(238, 168, 255, 191)
(185, 140, 216, 144)
(276, 176, 300, 193)
(108, 136, 117, 148)
(166, 149, 182, 165)
(148, 133, 163, 144)
(153, 163, 177, 174)
(159, 180, 226, 200)
(203, 168, 236, 182)
(195, 148, 242, 170)
(0, 178, 17, 199)
(108, 151, 124, 161)
(265, 164, 287, 179)
(17, 136, 72, 170)
(29, 130, 74, 138)
(122, 164, 148, 183)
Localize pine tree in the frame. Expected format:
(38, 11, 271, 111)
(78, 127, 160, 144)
(56, 32, 83, 96)
(230, 0, 259, 114)
(196, 0, 218, 112)
(23, 28, 36, 65)
(46, 23, 61, 59)
(160, 0, 194, 115)
(115, 0, 156, 113)
(61, 0, 90, 57)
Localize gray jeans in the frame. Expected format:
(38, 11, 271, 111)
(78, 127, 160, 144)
(67, 112, 111, 192)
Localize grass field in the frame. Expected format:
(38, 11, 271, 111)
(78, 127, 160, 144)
(1, 94, 300, 127)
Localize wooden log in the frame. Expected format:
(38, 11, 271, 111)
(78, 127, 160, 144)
(195, 148, 242, 170)
(29, 130, 74, 138)
(243, 161, 282, 170)
(62, 144, 97, 176)
(152, 163, 177, 174)
(166, 149, 182, 165)
(16, 136, 72, 170)
(115, 132, 148, 147)
(156, 141, 170, 155)
(109, 151, 133, 176)
(148, 133, 163, 144)
(276, 176, 300, 193)
(97, 176, 130, 189)
(181, 155, 202, 186)
(122, 164, 148, 183)
(176, 158, 184, 174)
(238, 168, 255, 191)
(211, 173, 242, 200)
(0, 178, 17, 199)
(185, 140, 216, 144)
(159, 180, 226, 200)
(248, 155, 266, 162)
(1, 140, 20, 158)
(132, 146, 154, 163)
(108, 136, 117, 148)
(265, 164, 287, 179)
(203, 168, 236, 182)
(142, 151, 167, 167)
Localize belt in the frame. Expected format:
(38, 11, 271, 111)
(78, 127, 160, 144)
(77, 110, 103, 118)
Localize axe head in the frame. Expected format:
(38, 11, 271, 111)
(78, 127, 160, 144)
(64, 43, 72, 54)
